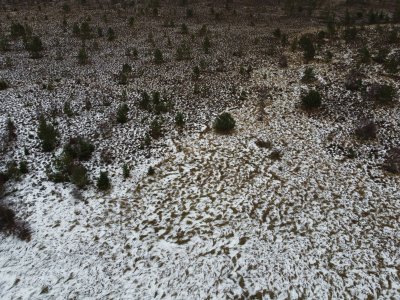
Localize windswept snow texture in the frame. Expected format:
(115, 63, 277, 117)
(1, 74, 400, 298)
(0, 4, 400, 298)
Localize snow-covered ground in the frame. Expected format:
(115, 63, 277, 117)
(1, 2, 400, 299)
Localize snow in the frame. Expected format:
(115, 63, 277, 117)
(1, 2, 400, 299)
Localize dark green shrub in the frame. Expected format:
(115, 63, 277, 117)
(298, 35, 315, 61)
(64, 137, 94, 161)
(116, 104, 129, 124)
(147, 166, 155, 175)
(122, 63, 132, 74)
(373, 48, 389, 64)
(269, 150, 283, 161)
(80, 21, 92, 40)
(273, 28, 281, 38)
(97, 171, 111, 191)
(150, 119, 162, 139)
(78, 47, 89, 65)
(6, 161, 21, 181)
(62, 3, 71, 13)
(192, 66, 200, 80)
(107, 27, 116, 41)
(122, 164, 130, 179)
(345, 70, 363, 91)
(19, 161, 28, 174)
(63, 101, 74, 117)
(301, 67, 315, 83)
(176, 43, 191, 60)
(154, 49, 163, 64)
(301, 90, 322, 109)
(128, 16, 135, 27)
(139, 91, 151, 110)
(175, 112, 185, 127)
(37, 116, 58, 152)
(70, 163, 89, 189)
(6, 118, 16, 143)
(343, 27, 357, 42)
(384, 148, 400, 174)
(10, 23, 26, 39)
(368, 84, 396, 105)
(72, 23, 80, 36)
(213, 112, 235, 133)
(202, 36, 211, 54)
(25, 36, 44, 58)
(0, 80, 9, 90)
(355, 120, 377, 140)
(384, 56, 399, 74)
(0, 35, 10, 52)
(180, 23, 189, 34)
(359, 47, 371, 64)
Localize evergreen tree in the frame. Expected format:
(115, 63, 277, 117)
(37, 116, 59, 152)
(97, 171, 111, 191)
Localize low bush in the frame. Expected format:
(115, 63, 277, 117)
(0, 80, 9, 90)
(255, 139, 272, 149)
(301, 90, 322, 109)
(345, 70, 363, 91)
(64, 137, 94, 161)
(383, 148, 400, 174)
(368, 84, 396, 105)
(154, 49, 163, 64)
(355, 120, 377, 140)
(25, 36, 44, 58)
(269, 150, 283, 160)
(213, 112, 235, 133)
(0, 203, 31, 241)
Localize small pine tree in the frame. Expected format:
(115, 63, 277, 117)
(122, 164, 130, 179)
(37, 116, 59, 152)
(78, 47, 89, 65)
(298, 35, 315, 62)
(301, 67, 316, 83)
(70, 164, 89, 189)
(63, 101, 74, 117)
(139, 91, 151, 110)
(80, 21, 92, 40)
(116, 104, 129, 124)
(97, 171, 111, 191)
(150, 119, 162, 138)
(175, 112, 185, 127)
(25, 36, 44, 58)
(180, 23, 189, 34)
(192, 66, 200, 80)
(107, 27, 116, 41)
(19, 161, 28, 174)
(202, 36, 211, 54)
(154, 48, 163, 64)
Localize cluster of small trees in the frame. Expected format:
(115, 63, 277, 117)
(139, 91, 172, 114)
(5, 22, 44, 58)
